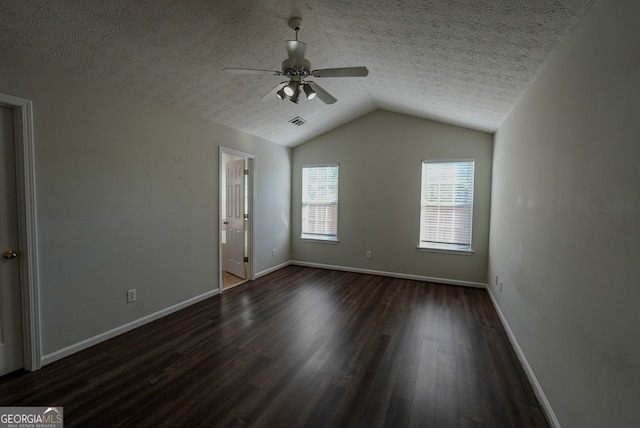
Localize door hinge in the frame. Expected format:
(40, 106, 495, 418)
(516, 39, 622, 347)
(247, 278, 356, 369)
(244, 214, 248, 220)
(244, 257, 249, 262)
(244, 169, 249, 175)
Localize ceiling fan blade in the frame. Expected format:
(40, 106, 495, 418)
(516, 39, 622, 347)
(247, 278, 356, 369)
(312, 66, 369, 78)
(307, 82, 337, 104)
(261, 83, 287, 102)
(285, 40, 307, 62)
(223, 67, 282, 76)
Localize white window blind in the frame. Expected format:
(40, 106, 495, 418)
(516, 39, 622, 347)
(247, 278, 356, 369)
(419, 160, 475, 252)
(302, 165, 339, 241)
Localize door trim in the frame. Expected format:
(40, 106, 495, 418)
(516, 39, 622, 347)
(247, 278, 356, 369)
(219, 147, 256, 294)
(0, 93, 41, 371)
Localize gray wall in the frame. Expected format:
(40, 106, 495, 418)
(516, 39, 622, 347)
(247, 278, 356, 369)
(0, 48, 291, 357)
(292, 110, 493, 284)
(488, 0, 640, 426)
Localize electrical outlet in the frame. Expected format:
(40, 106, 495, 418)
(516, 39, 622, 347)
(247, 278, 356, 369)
(127, 289, 136, 303)
(366, 250, 372, 259)
(272, 248, 277, 256)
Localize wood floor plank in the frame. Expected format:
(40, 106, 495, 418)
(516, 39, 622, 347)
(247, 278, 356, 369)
(383, 395, 412, 428)
(252, 349, 333, 428)
(436, 350, 460, 427)
(332, 333, 391, 426)
(304, 383, 345, 428)
(409, 339, 438, 428)
(456, 326, 488, 425)
(0, 266, 549, 428)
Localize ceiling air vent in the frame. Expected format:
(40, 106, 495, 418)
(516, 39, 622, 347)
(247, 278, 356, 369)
(289, 116, 306, 126)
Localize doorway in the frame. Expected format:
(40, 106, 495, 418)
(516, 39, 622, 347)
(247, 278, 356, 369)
(219, 147, 255, 292)
(0, 93, 40, 373)
(0, 104, 23, 375)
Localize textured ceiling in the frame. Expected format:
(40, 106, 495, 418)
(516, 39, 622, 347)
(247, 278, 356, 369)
(0, 0, 594, 147)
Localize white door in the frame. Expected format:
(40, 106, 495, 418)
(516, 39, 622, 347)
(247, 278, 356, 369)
(225, 159, 246, 278)
(0, 105, 24, 375)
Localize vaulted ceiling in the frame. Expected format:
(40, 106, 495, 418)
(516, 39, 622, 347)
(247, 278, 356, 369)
(0, 0, 594, 147)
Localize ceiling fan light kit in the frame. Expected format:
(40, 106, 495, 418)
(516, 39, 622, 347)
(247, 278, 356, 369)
(303, 84, 316, 100)
(223, 17, 369, 105)
(284, 80, 298, 96)
(291, 86, 302, 104)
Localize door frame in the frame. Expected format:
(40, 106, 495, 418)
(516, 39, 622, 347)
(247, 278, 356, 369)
(0, 93, 41, 371)
(219, 146, 256, 293)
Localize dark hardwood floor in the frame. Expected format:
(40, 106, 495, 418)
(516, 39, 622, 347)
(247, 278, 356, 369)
(0, 266, 548, 427)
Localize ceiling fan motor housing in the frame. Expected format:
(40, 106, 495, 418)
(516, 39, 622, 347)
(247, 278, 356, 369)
(281, 58, 312, 79)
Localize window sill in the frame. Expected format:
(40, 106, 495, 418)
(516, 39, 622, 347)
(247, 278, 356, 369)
(417, 246, 474, 255)
(301, 235, 339, 244)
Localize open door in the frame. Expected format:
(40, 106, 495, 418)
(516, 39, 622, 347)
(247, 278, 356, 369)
(219, 147, 255, 293)
(0, 104, 24, 376)
(224, 158, 246, 279)
(0, 93, 40, 372)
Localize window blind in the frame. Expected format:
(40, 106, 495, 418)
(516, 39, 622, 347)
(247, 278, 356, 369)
(420, 160, 474, 251)
(302, 165, 339, 239)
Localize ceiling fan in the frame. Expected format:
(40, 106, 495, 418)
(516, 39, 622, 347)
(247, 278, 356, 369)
(223, 17, 369, 104)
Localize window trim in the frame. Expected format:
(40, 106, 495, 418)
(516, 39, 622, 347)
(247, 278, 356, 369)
(418, 158, 475, 254)
(301, 163, 339, 243)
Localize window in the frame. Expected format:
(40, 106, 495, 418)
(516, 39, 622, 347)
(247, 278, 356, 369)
(302, 165, 339, 241)
(419, 160, 475, 253)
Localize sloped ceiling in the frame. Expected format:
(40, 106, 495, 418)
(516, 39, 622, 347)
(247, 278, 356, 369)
(0, 0, 593, 147)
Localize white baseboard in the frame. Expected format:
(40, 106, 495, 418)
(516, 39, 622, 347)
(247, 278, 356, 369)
(290, 260, 487, 288)
(255, 261, 292, 279)
(41, 288, 220, 366)
(485, 287, 560, 428)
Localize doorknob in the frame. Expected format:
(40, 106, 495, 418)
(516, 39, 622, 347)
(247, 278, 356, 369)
(2, 250, 17, 260)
